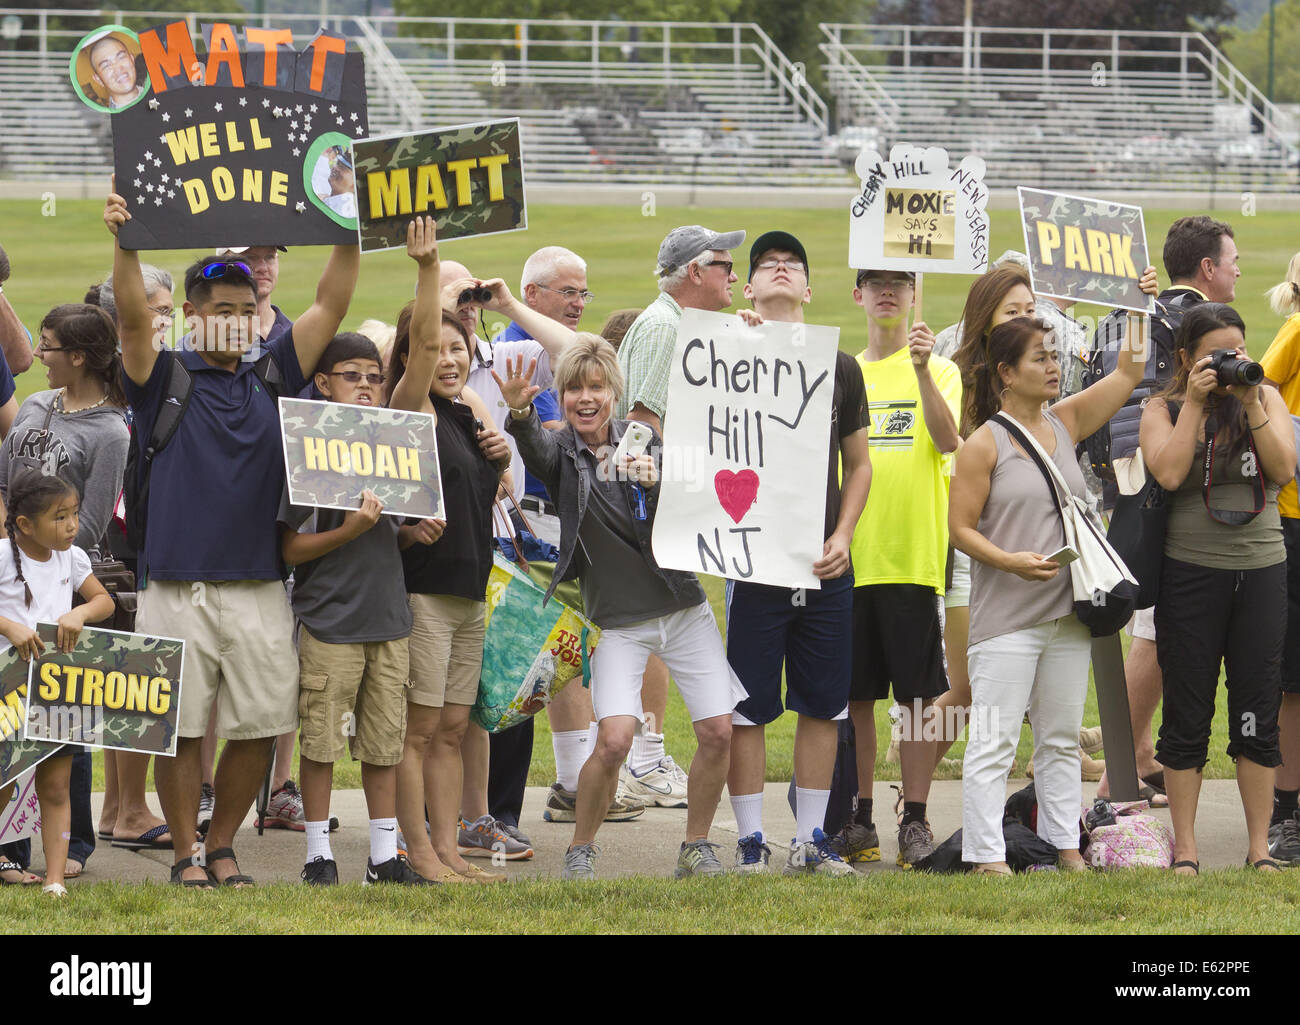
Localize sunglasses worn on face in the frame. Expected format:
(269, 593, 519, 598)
(328, 371, 385, 386)
(708, 261, 735, 276)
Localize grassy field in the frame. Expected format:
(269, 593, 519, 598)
(4, 869, 1299, 934)
(1, 196, 1282, 792)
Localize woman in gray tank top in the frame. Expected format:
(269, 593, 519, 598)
(1140, 303, 1295, 875)
(950, 267, 1155, 874)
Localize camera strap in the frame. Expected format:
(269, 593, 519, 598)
(1201, 409, 1265, 526)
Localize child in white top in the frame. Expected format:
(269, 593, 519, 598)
(0, 468, 114, 896)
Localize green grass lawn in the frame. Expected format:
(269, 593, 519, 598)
(2, 196, 1267, 792)
(5, 869, 1299, 934)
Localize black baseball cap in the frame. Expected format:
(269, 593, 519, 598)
(855, 268, 916, 287)
(748, 231, 810, 280)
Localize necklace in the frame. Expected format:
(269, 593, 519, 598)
(54, 387, 109, 414)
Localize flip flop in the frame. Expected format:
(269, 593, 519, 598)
(169, 856, 215, 889)
(1247, 857, 1281, 872)
(1135, 783, 1169, 808)
(1141, 770, 1166, 795)
(0, 859, 41, 885)
(1171, 859, 1199, 875)
(111, 823, 173, 850)
(64, 860, 84, 879)
(96, 829, 114, 841)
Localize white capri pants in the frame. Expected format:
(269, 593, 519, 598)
(590, 601, 748, 725)
(961, 614, 1091, 863)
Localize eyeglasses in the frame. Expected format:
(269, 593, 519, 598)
(327, 371, 385, 386)
(536, 284, 595, 303)
(36, 342, 78, 355)
(706, 261, 734, 277)
(755, 258, 806, 275)
(148, 304, 174, 321)
(857, 276, 914, 291)
(199, 261, 252, 281)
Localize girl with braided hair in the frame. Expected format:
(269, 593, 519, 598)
(0, 467, 115, 896)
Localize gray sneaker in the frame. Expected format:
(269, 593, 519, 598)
(783, 828, 857, 877)
(830, 821, 882, 864)
(562, 842, 599, 881)
(675, 839, 725, 878)
(457, 815, 533, 860)
(1268, 811, 1300, 866)
(897, 820, 936, 869)
(198, 782, 215, 835)
(543, 783, 646, 824)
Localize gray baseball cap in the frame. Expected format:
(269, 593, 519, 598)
(656, 225, 745, 277)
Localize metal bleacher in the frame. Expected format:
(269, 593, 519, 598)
(820, 24, 1296, 193)
(0, 48, 113, 180)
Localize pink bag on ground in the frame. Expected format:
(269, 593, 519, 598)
(1084, 811, 1174, 869)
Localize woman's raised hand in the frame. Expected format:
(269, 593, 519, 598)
(491, 353, 540, 413)
(406, 215, 438, 267)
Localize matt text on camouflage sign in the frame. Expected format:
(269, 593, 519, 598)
(353, 118, 526, 253)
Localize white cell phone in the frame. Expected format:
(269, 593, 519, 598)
(1046, 546, 1079, 567)
(614, 422, 653, 463)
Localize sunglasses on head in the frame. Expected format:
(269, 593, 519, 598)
(200, 261, 252, 280)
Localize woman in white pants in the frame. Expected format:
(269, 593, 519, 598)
(949, 267, 1154, 873)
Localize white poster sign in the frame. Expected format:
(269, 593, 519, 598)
(652, 309, 838, 590)
(0, 769, 40, 844)
(849, 143, 990, 275)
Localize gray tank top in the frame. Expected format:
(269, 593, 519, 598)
(968, 411, 1086, 646)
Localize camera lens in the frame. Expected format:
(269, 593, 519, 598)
(1213, 352, 1264, 387)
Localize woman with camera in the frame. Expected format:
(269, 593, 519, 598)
(1141, 303, 1295, 875)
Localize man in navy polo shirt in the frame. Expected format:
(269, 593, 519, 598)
(107, 188, 359, 887)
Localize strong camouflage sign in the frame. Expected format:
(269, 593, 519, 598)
(0, 646, 62, 787)
(353, 118, 527, 253)
(280, 397, 445, 519)
(23, 625, 184, 756)
(1018, 187, 1152, 314)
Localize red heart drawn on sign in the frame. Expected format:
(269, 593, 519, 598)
(714, 469, 760, 524)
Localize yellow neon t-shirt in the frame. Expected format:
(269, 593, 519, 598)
(1259, 313, 1300, 519)
(849, 346, 963, 591)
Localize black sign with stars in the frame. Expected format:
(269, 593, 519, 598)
(112, 25, 368, 251)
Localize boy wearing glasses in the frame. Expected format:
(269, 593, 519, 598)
(844, 268, 961, 869)
(725, 232, 872, 875)
(278, 332, 425, 885)
(106, 187, 359, 887)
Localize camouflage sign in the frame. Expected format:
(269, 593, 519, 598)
(1018, 187, 1152, 314)
(353, 118, 527, 253)
(279, 397, 444, 519)
(0, 769, 41, 843)
(23, 625, 184, 756)
(0, 647, 61, 787)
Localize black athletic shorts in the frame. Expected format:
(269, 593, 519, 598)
(850, 583, 949, 703)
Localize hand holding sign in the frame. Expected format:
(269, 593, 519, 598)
(1, 622, 43, 663)
(342, 489, 384, 538)
(908, 321, 937, 370)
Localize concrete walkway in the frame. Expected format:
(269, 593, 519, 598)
(29, 779, 1265, 885)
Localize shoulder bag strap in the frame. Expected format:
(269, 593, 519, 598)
(990, 413, 1071, 521)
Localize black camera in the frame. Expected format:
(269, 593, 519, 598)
(1208, 349, 1264, 387)
(457, 286, 493, 306)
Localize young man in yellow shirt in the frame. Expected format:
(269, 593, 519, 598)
(845, 269, 961, 868)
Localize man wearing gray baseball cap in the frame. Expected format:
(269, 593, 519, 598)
(612, 224, 743, 809)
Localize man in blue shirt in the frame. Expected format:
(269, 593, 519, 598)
(107, 188, 359, 887)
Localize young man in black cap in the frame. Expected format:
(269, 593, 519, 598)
(726, 231, 872, 875)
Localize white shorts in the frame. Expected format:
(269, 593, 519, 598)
(945, 549, 971, 609)
(590, 602, 748, 724)
(1128, 605, 1156, 642)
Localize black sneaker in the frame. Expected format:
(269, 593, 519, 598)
(364, 854, 435, 885)
(1268, 811, 1300, 866)
(300, 856, 338, 886)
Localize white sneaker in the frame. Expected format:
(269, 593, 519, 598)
(622, 757, 688, 808)
(783, 829, 857, 877)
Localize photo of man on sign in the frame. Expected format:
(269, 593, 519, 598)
(71, 26, 150, 114)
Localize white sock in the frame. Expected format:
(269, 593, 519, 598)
(369, 817, 398, 865)
(730, 792, 764, 840)
(628, 729, 667, 775)
(552, 730, 590, 792)
(305, 820, 332, 863)
(795, 787, 831, 844)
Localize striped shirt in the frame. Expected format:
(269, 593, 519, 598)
(615, 291, 682, 422)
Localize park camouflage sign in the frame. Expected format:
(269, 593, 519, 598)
(1018, 187, 1153, 313)
(76, 20, 370, 249)
(22, 626, 185, 757)
(353, 119, 527, 253)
